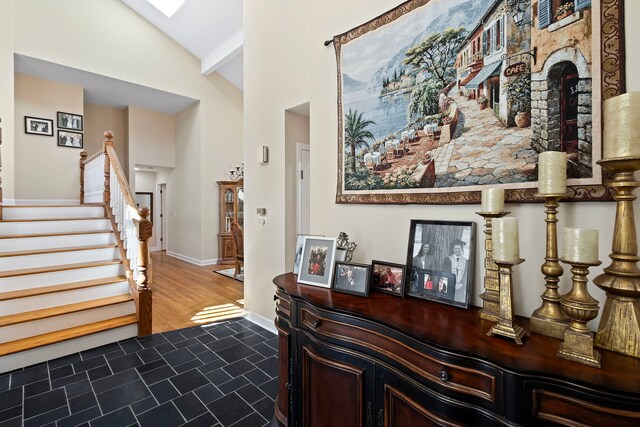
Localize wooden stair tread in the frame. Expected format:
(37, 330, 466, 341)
(0, 217, 108, 223)
(0, 244, 117, 258)
(0, 276, 128, 301)
(0, 230, 114, 240)
(2, 204, 102, 208)
(0, 259, 122, 278)
(0, 314, 137, 357)
(0, 294, 134, 327)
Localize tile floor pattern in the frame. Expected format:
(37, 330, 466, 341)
(0, 318, 279, 427)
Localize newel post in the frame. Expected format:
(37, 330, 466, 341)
(103, 131, 113, 206)
(79, 151, 87, 204)
(136, 206, 153, 335)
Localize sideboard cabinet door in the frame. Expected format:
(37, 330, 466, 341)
(297, 334, 375, 427)
(275, 315, 292, 426)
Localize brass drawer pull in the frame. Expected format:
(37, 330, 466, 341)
(274, 294, 278, 301)
(286, 382, 292, 390)
(311, 320, 320, 328)
(439, 369, 450, 382)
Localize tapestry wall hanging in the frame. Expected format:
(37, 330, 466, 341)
(333, 0, 625, 204)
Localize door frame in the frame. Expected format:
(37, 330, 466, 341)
(158, 182, 168, 251)
(296, 143, 310, 235)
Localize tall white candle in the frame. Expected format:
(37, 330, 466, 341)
(603, 92, 640, 159)
(563, 227, 599, 264)
(493, 217, 519, 264)
(481, 188, 505, 213)
(538, 151, 567, 195)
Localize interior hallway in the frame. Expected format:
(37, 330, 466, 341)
(151, 252, 245, 334)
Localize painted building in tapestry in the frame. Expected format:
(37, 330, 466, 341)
(455, 0, 533, 127)
(530, 0, 593, 178)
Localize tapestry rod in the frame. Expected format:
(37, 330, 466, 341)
(324, 40, 333, 46)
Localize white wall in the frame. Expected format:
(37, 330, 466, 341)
(284, 111, 310, 267)
(243, 0, 640, 326)
(14, 73, 83, 202)
(1, 0, 243, 263)
(244, 0, 311, 320)
(84, 103, 127, 175)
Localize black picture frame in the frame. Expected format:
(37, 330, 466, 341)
(332, 262, 371, 297)
(57, 130, 84, 149)
(57, 111, 83, 131)
(405, 219, 476, 308)
(24, 116, 54, 136)
(370, 260, 406, 297)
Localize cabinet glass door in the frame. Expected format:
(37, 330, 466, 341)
(237, 187, 244, 228)
(225, 188, 234, 232)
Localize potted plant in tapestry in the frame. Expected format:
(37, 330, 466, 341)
(506, 71, 532, 128)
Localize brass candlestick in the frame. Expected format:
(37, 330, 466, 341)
(487, 259, 526, 345)
(476, 211, 510, 322)
(558, 259, 602, 368)
(530, 194, 570, 339)
(593, 157, 640, 358)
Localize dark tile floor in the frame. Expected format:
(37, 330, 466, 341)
(0, 318, 278, 427)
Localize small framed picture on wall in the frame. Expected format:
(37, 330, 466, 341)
(58, 130, 84, 149)
(24, 116, 54, 136)
(57, 111, 83, 131)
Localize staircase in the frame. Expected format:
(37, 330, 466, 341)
(0, 204, 139, 373)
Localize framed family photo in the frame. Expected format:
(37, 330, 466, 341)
(297, 236, 337, 288)
(332, 262, 371, 297)
(333, 0, 626, 205)
(293, 234, 324, 274)
(24, 116, 53, 136)
(370, 260, 406, 297)
(406, 220, 476, 308)
(57, 111, 83, 131)
(58, 130, 84, 149)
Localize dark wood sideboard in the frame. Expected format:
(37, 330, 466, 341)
(272, 273, 640, 427)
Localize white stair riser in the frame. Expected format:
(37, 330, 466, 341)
(0, 219, 111, 236)
(2, 207, 105, 220)
(0, 301, 136, 342)
(0, 233, 115, 252)
(0, 282, 130, 315)
(0, 248, 121, 270)
(0, 264, 125, 292)
(0, 324, 138, 374)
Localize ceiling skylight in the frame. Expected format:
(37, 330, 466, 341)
(147, 0, 185, 18)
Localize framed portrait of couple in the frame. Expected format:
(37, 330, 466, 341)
(406, 220, 476, 309)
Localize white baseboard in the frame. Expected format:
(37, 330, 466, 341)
(1, 199, 16, 205)
(151, 246, 161, 252)
(166, 251, 219, 267)
(12, 199, 80, 205)
(244, 311, 277, 335)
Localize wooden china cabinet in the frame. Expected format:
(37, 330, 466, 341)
(272, 273, 640, 427)
(217, 180, 243, 264)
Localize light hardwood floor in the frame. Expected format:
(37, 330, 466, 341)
(150, 251, 244, 333)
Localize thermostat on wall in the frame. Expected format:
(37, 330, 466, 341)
(257, 146, 269, 164)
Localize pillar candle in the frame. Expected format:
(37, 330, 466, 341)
(603, 92, 640, 159)
(538, 151, 567, 195)
(563, 227, 599, 264)
(493, 217, 519, 264)
(481, 188, 505, 213)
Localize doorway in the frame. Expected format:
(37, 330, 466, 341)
(159, 183, 167, 251)
(560, 64, 579, 158)
(297, 143, 310, 235)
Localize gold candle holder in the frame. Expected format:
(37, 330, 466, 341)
(593, 157, 640, 358)
(476, 211, 510, 322)
(530, 194, 570, 339)
(487, 259, 526, 345)
(558, 259, 602, 368)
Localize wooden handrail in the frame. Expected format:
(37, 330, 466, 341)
(82, 149, 102, 165)
(80, 131, 153, 335)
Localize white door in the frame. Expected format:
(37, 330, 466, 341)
(297, 144, 310, 235)
(160, 184, 167, 251)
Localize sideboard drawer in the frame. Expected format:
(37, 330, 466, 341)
(298, 304, 501, 411)
(275, 288, 292, 319)
(529, 388, 640, 426)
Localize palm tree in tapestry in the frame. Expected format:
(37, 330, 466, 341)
(345, 108, 375, 173)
